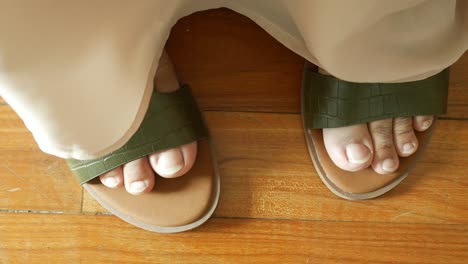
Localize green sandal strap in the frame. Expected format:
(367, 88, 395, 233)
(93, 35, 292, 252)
(67, 85, 209, 184)
(302, 66, 449, 129)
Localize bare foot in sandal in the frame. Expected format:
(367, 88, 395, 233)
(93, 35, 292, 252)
(99, 51, 198, 195)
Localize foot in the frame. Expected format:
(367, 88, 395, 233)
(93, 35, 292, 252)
(317, 68, 434, 175)
(98, 50, 198, 194)
(321, 116, 433, 174)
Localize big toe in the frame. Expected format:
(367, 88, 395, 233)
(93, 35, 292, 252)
(322, 124, 373, 172)
(149, 141, 197, 178)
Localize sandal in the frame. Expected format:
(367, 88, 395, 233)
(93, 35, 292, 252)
(301, 63, 449, 200)
(67, 85, 220, 232)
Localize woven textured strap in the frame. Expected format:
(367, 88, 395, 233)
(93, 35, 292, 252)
(67, 85, 209, 184)
(303, 66, 449, 129)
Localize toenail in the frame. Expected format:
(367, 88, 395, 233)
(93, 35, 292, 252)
(129, 181, 147, 194)
(158, 164, 183, 176)
(103, 177, 119, 188)
(421, 120, 432, 130)
(382, 159, 396, 172)
(402, 143, 416, 155)
(346, 144, 372, 164)
(155, 151, 185, 176)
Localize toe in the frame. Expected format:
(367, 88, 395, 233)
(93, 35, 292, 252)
(369, 119, 399, 174)
(149, 141, 197, 178)
(413, 115, 433, 132)
(123, 158, 155, 195)
(322, 124, 373, 172)
(393, 117, 418, 157)
(99, 166, 124, 188)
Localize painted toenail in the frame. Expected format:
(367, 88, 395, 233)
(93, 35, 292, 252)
(158, 164, 183, 176)
(421, 120, 432, 130)
(103, 177, 119, 188)
(382, 159, 396, 172)
(346, 144, 372, 164)
(129, 181, 147, 194)
(402, 143, 416, 155)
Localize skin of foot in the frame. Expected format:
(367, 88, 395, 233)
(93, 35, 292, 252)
(317, 69, 434, 174)
(99, 50, 198, 194)
(321, 115, 433, 175)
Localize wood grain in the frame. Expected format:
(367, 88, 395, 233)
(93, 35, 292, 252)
(0, 105, 40, 150)
(167, 8, 468, 118)
(0, 8, 467, 264)
(0, 150, 81, 212)
(0, 213, 466, 264)
(166, 8, 304, 114)
(0, 105, 82, 212)
(448, 54, 468, 118)
(83, 113, 468, 224)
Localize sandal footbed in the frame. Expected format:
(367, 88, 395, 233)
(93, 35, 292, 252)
(84, 140, 220, 232)
(301, 62, 444, 199)
(304, 124, 434, 200)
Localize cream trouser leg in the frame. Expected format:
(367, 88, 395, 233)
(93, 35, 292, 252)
(0, 0, 466, 160)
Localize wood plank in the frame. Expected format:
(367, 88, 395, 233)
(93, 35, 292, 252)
(0, 105, 39, 150)
(449, 53, 468, 119)
(0, 213, 466, 264)
(167, 8, 467, 118)
(0, 150, 81, 212)
(0, 105, 82, 212)
(83, 113, 468, 224)
(1, 85, 466, 222)
(166, 8, 304, 114)
(0, 9, 466, 264)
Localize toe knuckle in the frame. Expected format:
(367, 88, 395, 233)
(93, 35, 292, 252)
(371, 125, 392, 138)
(394, 126, 413, 137)
(377, 141, 394, 151)
(394, 117, 411, 126)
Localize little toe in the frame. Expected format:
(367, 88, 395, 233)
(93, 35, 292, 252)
(322, 124, 373, 172)
(393, 117, 418, 157)
(369, 119, 400, 174)
(149, 141, 197, 178)
(123, 158, 155, 195)
(99, 166, 124, 188)
(413, 115, 434, 132)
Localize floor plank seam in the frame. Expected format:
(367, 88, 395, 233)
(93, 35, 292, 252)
(1, 210, 467, 227)
(0, 209, 112, 216)
(80, 211, 113, 216)
(0, 148, 38, 151)
(80, 187, 84, 213)
(202, 109, 299, 115)
(201, 109, 468, 120)
(438, 116, 468, 121)
(210, 216, 468, 226)
(0, 209, 65, 214)
(2, 104, 467, 120)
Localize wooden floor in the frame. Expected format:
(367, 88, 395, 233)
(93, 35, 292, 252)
(1, 9, 467, 264)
